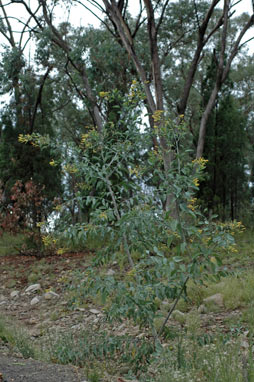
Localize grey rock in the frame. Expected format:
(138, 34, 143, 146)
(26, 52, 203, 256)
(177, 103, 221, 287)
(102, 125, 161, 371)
(44, 291, 59, 300)
(0, 294, 6, 302)
(10, 290, 19, 298)
(198, 304, 207, 314)
(25, 284, 41, 293)
(203, 293, 224, 307)
(171, 310, 186, 324)
(106, 268, 115, 276)
(30, 296, 41, 306)
(89, 308, 100, 315)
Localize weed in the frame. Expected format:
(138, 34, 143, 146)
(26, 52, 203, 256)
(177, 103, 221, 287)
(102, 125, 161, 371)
(0, 316, 35, 358)
(144, 334, 254, 382)
(0, 233, 25, 256)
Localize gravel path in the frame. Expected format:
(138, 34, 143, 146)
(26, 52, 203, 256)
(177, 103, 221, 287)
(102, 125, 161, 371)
(0, 354, 86, 382)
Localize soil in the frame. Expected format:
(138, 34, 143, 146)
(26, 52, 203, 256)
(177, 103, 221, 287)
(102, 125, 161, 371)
(0, 252, 93, 382)
(0, 251, 243, 382)
(0, 354, 84, 382)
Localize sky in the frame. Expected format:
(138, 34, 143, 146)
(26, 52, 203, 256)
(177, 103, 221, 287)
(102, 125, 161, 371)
(0, 0, 253, 49)
(0, 0, 253, 55)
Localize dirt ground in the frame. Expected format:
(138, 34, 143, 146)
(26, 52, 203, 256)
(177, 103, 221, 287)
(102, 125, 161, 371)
(0, 353, 85, 382)
(0, 252, 92, 382)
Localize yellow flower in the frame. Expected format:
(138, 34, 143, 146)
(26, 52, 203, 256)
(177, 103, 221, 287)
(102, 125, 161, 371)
(99, 91, 109, 98)
(152, 110, 164, 123)
(49, 159, 57, 166)
(192, 157, 208, 169)
(129, 167, 140, 177)
(99, 211, 107, 220)
(187, 197, 197, 211)
(63, 164, 78, 174)
(36, 221, 46, 227)
(193, 178, 199, 187)
(56, 248, 68, 255)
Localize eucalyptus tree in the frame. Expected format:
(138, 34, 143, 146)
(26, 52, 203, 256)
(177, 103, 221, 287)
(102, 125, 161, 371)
(2, 0, 254, 219)
(0, 1, 62, 224)
(82, 0, 253, 159)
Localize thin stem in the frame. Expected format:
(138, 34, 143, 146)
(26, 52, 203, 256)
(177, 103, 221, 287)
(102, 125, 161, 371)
(158, 276, 189, 337)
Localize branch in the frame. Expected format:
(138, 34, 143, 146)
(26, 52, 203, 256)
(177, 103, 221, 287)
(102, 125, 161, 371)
(73, 0, 117, 37)
(101, 0, 156, 113)
(156, 0, 170, 34)
(30, 65, 53, 133)
(20, 4, 41, 49)
(222, 13, 254, 82)
(132, 1, 146, 39)
(0, 0, 15, 45)
(177, 0, 220, 115)
(64, 60, 98, 127)
(10, 0, 43, 30)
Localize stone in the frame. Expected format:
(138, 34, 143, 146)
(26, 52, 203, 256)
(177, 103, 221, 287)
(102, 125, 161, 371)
(28, 318, 38, 325)
(89, 308, 100, 315)
(171, 310, 186, 324)
(10, 290, 19, 298)
(30, 328, 41, 337)
(44, 291, 59, 300)
(106, 268, 115, 276)
(203, 293, 224, 307)
(198, 304, 207, 314)
(30, 296, 40, 306)
(25, 284, 41, 293)
(0, 294, 6, 302)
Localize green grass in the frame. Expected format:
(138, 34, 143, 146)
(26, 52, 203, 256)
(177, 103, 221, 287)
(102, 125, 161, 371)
(223, 228, 254, 269)
(146, 334, 254, 382)
(1, 228, 254, 381)
(0, 232, 25, 256)
(0, 315, 36, 358)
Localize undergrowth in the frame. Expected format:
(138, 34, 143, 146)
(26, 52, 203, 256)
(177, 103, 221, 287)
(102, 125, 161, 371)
(0, 315, 35, 358)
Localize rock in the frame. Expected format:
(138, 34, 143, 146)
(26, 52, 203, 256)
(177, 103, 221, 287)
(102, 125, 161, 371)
(161, 300, 171, 311)
(25, 284, 41, 293)
(0, 294, 6, 302)
(203, 293, 224, 308)
(89, 308, 100, 315)
(106, 268, 115, 276)
(30, 328, 41, 337)
(198, 304, 207, 314)
(44, 291, 59, 300)
(171, 310, 186, 324)
(10, 290, 19, 299)
(30, 296, 40, 306)
(28, 318, 38, 325)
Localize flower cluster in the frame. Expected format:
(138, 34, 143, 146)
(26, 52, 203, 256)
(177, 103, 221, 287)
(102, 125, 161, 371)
(187, 197, 197, 211)
(99, 91, 110, 98)
(152, 110, 164, 130)
(192, 157, 209, 169)
(63, 164, 78, 174)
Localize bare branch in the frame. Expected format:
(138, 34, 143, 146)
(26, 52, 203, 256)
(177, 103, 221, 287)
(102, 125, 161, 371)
(0, 0, 15, 45)
(222, 13, 254, 82)
(30, 65, 53, 133)
(156, 0, 170, 34)
(10, 0, 43, 30)
(177, 0, 220, 115)
(73, 0, 117, 37)
(193, 0, 201, 30)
